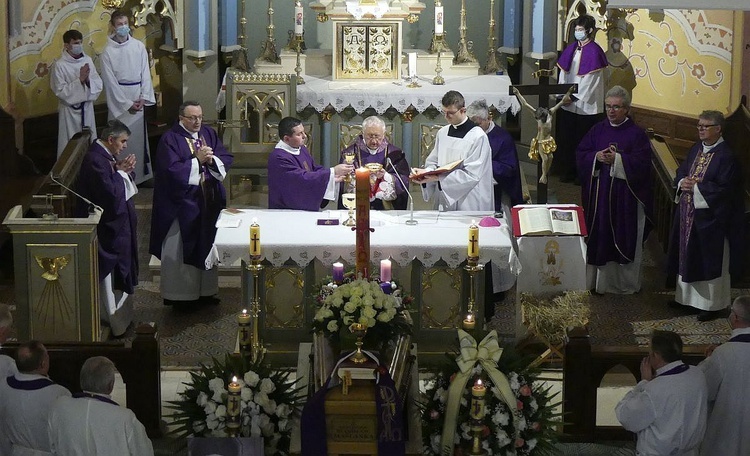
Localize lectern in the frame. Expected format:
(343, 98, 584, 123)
(3, 205, 102, 342)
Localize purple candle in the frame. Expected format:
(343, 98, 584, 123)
(332, 262, 344, 284)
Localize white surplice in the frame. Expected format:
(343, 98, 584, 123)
(0, 373, 71, 456)
(48, 394, 154, 456)
(615, 361, 707, 456)
(50, 50, 102, 157)
(699, 327, 750, 456)
(100, 35, 155, 185)
(558, 48, 605, 116)
(421, 122, 494, 211)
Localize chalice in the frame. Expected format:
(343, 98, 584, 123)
(348, 322, 369, 364)
(365, 163, 383, 186)
(343, 150, 356, 188)
(342, 193, 356, 227)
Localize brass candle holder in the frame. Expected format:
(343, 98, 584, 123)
(246, 258, 265, 362)
(464, 258, 484, 331)
(259, 0, 280, 63)
(454, 0, 477, 64)
(295, 45, 305, 84)
(429, 0, 452, 54)
(483, 0, 501, 74)
(433, 51, 445, 85)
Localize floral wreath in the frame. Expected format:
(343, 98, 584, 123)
(168, 354, 303, 455)
(420, 331, 560, 455)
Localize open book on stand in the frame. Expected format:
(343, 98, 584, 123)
(409, 159, 463, 180)
(511, 205, 587, 237)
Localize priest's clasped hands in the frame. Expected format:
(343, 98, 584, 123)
(679, 176, 702, 192)
(128, 97, 146, 114)
(195, 144, 215, 165)
(115, 154, 136, 173)
(595, 145, 617, 165)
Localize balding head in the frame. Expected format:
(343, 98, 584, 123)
(16, 340, 49, 375)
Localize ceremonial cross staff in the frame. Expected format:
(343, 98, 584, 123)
(510, 60, 577, 203)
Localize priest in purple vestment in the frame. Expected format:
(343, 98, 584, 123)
(467, 99, 524, 213)
(149, 101, 233, 307)
(338, 116, 411, 210)
(667, 110, 744, 321)
(75, 120, 138, 336)
(556, 14, 608, 184)
(577, 86, 653, 295)
(268, 116, 353, 211)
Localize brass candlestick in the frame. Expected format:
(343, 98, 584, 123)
(483, 0, 501, 74)
(286, 0, 307, 52)
(232, 0, 251, 71)
(259, 0, 280, 63)
(454, 0, 477, 64)
(247, 259, 265, 362)
(295, 46, 305, 84)
(464, 258, 484, 330)
(433, 51, 445, 85)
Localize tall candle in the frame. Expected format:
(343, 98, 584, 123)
(355, 167, 371, 278)
(468, 220, 479, 259)
(294, 2, 304, 36)
(237, 309, 252, 352)
(435, 5, 444, 35)
(408, 52, 417, 78)
(226, 376, 242, 436)
(470, 378, 487, 420)
(380, 259, 392, 283)
(250, 218, 261, 258)
(332, 262, 344, 284)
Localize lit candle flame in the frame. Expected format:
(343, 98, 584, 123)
(475, 379, 483, 387)
(232, 376, 238, 383)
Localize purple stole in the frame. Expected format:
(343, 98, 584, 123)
(73, 391, 120, 406)
(657, 363, 689, 377)
(729, 333, 750, 343)
(300, 354, 405, 456)
(678, 149, 716, 277)
(7, 375, 55, 390)
(557, 41, 608, 75)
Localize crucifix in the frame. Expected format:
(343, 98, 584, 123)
(510, 60, 577, 203)
(250, 233, 260, 255)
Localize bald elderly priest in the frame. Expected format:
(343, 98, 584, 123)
(268, 117, 353, 210)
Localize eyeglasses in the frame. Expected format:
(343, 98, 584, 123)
(696, 124, 717, 130)
(605, 105, 624, 111)
(442, 108, 463, 116)
(364, 134, 383, 140)
(181, 115, 204, 122)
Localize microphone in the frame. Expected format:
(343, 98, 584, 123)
(386, 157, 417, 226)
(49, 173, 104, 215)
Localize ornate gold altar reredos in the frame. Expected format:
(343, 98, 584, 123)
(337, 122, 395, 152)
(336, 22, 399, 80)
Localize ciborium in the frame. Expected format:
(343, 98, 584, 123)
(348, 322, 369, 364)
(342, 193, 356, 227)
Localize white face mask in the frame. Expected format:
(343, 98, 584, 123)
(69, 44, 83, 56)
(574, 30, 587, 41)
(116, 25, 130, 37)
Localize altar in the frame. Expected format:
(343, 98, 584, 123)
(212, 209, 515, 364)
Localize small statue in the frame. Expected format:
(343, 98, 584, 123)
(512, 86, 575, 184)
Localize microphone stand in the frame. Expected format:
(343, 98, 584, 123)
(387, 157, 417, 226)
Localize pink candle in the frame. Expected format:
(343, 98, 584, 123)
(332, 262, 344, 284)
(380, 259, 392, 283)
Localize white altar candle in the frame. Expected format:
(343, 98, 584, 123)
(380, 259, 392, 283)
(435, 5, 444, 35)
(408, 52, 417, 78)
(294, 4, 304, 35)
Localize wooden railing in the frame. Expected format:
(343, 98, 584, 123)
(562, 326, 707, 442)
(0, 323, 163, 437)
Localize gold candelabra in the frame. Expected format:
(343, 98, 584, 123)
(259, 0, 280, 63)
(429, 0, 452, 55)
(433, 52, 445, 85)
(247, 259, 265, 362)
(295, 46, 305, 84)
(454, 0, 477, 64)
(232, 0, 251, 71)
(483, 0, 501, 74)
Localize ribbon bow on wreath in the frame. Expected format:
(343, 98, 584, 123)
(440, 330, 520, 456)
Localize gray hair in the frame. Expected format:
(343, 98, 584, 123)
(80, 356, 117, 394)
(361, 116, 386, 131)
(0, 304, 11, 329)
(466, 100, 490, 121)
(605, 85, 631, 108)
(699, 110, 726, 131)
(732, 296, 750, 324)
(100, 120, 131, 141)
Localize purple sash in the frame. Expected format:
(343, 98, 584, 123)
(658, 363, 689, 377)
(7, 375, 55, 390)
(729, 333, 750, 343)
(73, 391, 120, 406)
(556, 41, 608, 75)
(301, 353, 405, 456)
(678, 150, 715, 277)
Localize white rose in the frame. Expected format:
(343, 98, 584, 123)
(204, 400, 217, 415)
(313, 309, 326, 321)
(344, 301, 358, 313)
(241, 387, 254, 402)
(196, 392, 208, 407)
(210, 388, 224, 403)
(376, 312, 391, 322)
(363, 295, 375, 307)
(255, 391, 269, 409)
(278, 419, 289, 431)
(362, 306, 377, 318)
(431, 434, 441, 453)
(208, 377, 224, 392)
(495, 429, 511, 448)
(528, 438, 538, 451)
(493, 410, 510, 426)
(460, 422, 471, 440)
(331, 296, 344, 307)
(215, 404, 227, 418)
(262, 399, 277, 415)
(192, 420, 206, 434)
(343, 315, 354, 326)
(206, 413, 219, 430)
(259, 378, 276, 394)
(367, 317, 376, 327)
(276, 403, 291, 418)
(327, 320, 339, 332)
(244, 370, 260, 387)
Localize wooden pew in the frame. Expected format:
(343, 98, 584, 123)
(0, 323, 163, 438)
(562, 326, 706, 442)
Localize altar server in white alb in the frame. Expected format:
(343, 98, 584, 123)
(0, 341, 71, 455)
(100, 9, 155, 185)
(412, 90, 494, 211)
(699, 296, 750, 455)
(615, 330, 707, 456)
(51, 29, 103, 157)
(48, 356, 154, 456)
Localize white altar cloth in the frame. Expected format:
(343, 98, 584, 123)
(212, 209, 515, 290)
(296, 74, 521, 115)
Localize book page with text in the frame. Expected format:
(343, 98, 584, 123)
(549, 209, 581, 235)
(519, 207, 554, 235)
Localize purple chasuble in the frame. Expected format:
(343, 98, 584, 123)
(7, 375, 56, 390)
(338, 136, 411, 210)
(666, 140, 744, 282)
(75, 141, 138, 294)
(577, 118, 653, 266)
(149, 122, 233, 269)
(268, 145, 331, 211)
(557, 40, 608, 76)
(487, 124, 524, 209)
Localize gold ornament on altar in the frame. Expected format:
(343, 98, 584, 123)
(100, 0, 124, 9)
(348, 322, 369, 363)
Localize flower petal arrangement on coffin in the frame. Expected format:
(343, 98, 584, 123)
(420, 331, 561, 456)
(168, 355, 304, 455)
(312, 272, 412, 353)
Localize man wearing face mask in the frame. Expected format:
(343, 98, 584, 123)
(100, 10, 155, 185)
(555, 14, 608, 184)
(51, 29, 103, 158)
